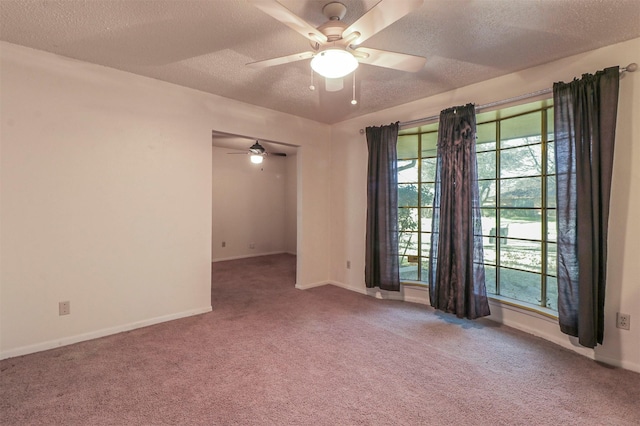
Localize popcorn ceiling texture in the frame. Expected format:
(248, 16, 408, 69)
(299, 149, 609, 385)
(1, 0, 638, 124)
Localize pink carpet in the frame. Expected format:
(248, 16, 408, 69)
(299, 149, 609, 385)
(1, 254, 639, 425)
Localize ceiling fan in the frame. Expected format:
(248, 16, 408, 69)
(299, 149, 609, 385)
(228, 141, 287, 164)
(247, 0, 427, 81)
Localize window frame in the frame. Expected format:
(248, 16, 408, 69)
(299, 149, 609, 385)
(397, 100, 557, 314)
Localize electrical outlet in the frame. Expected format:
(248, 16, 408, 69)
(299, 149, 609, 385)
(616, 313, 630, 330)
(59, 301, 70, 316)
(249, 242, 255, 249)
(221, 241, 226, 247)
(347, 260, 351, 269)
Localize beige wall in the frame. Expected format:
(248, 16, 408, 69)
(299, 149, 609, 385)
(329, 38, 640, 372)
(2, 37, 638, 372)
(0, 42, 331, 358)
(284, 155, 298, 255)
(211, 145, 293, 261)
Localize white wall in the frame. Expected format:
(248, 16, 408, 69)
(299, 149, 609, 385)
(0, 42, 331, 358)
(284, 155, 298, 254)
(4, 37, 635, 371)
(211, 145, 292, 261)
(329, 38, 640, 372)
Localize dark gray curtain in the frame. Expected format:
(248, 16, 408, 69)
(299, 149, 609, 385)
(365, 122, 400, 291)
(428, 104, 490, 319)
(554, 66, 619, 348)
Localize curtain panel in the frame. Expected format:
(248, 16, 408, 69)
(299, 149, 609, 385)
(554, 66, 620, 348)
(365, 122, 400, 291)
(428, 104, 490, 319)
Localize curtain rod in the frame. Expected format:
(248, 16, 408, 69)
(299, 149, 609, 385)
(394, 62, 638, 130)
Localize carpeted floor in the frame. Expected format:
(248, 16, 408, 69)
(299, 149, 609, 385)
(1, 253, 639, 425)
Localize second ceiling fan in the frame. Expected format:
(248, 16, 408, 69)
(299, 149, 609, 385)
(247, 0, 427, 80)
(228, 141, 287, 164)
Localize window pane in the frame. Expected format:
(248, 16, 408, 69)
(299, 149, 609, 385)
(547, 242, 557, 276)
(421, 157, 437, 182)
(477, 151, 496, 179)
(479, 180, 496, 207)
(420, 184, 435, 207)
(401, 121, 438, 135)
(546, 276, 558, 310)
(399, 101, 556, 310)
(501, 145, 542, 178)
(500, 240, 542, 273)
(477, 122, 496, 151)
(499, 267, 542, 306)
(421, 132, 438, 158)
(482, 209, 497, 263)
(399, 232, 419, 256)
(420, 258, 429, 282)
(397, 134, 418, 160)
(547, 141, 556, 174)
(398, 160, 418, 183)
(500, 210, 542, 240)
(481, 208, 496, 237)
(484, 244, 496, 266)
(547, 209, 557, 242)
(500, 177, 541, 207)
(421, 235, 432, 259)
(547, 175, 556, 208)
(501, 111, 542, 148)
(398, 207, 418, 233)
(485, 265, 497, 293)
(398, 185, 418, 207)
(399, 256, 418, 280)
(547, 108, 554, 143)
(420, 209, 433, 231)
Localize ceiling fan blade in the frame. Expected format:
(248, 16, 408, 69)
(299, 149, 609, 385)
(247, 51, 315, 68)
(342, 0, 424, 45)
(271, 153, 287, 157)
(249, 0, 328, 44)
(354, 47, 426, 72)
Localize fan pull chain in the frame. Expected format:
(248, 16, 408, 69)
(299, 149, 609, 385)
(309, 68, 316, 91)
(351, 70, 358, 105)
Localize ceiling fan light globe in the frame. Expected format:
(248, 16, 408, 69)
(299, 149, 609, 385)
(250, 154, 264, 164)
(311, 49, 358, 79)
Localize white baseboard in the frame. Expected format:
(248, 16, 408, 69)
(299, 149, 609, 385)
(366, 287, 404, 301)
(295, 280, 332, 290)
(295, 280, 369, 293)
(402, 286, 430, 305)
(212, 251, 287, 262)
(325, 280, 368, 294)
(312, 281, 407, 302)
(0, 306, 212, 361)
(595, 354, 640, 373)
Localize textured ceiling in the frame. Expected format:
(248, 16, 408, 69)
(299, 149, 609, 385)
(1, 0, 639, 125)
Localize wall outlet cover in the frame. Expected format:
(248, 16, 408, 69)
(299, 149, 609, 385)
(59, 301, 70, 316)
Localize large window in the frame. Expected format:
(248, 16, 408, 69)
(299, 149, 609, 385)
(398, 100, 557, 311)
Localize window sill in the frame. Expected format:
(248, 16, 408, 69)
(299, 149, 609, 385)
(401, 280, 428, 288)
(488, 295, 558, 320)
(400, 281, 558, 320)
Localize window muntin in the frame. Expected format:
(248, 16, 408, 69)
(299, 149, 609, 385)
(397, 125, 437, 282)
(398, 100, 557, 311)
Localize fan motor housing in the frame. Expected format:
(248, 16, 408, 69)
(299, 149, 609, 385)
(317, 20, 348, 42)
(322, 2, 347, 21)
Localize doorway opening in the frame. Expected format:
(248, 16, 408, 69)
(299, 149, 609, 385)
(211, 131, 299, 289)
